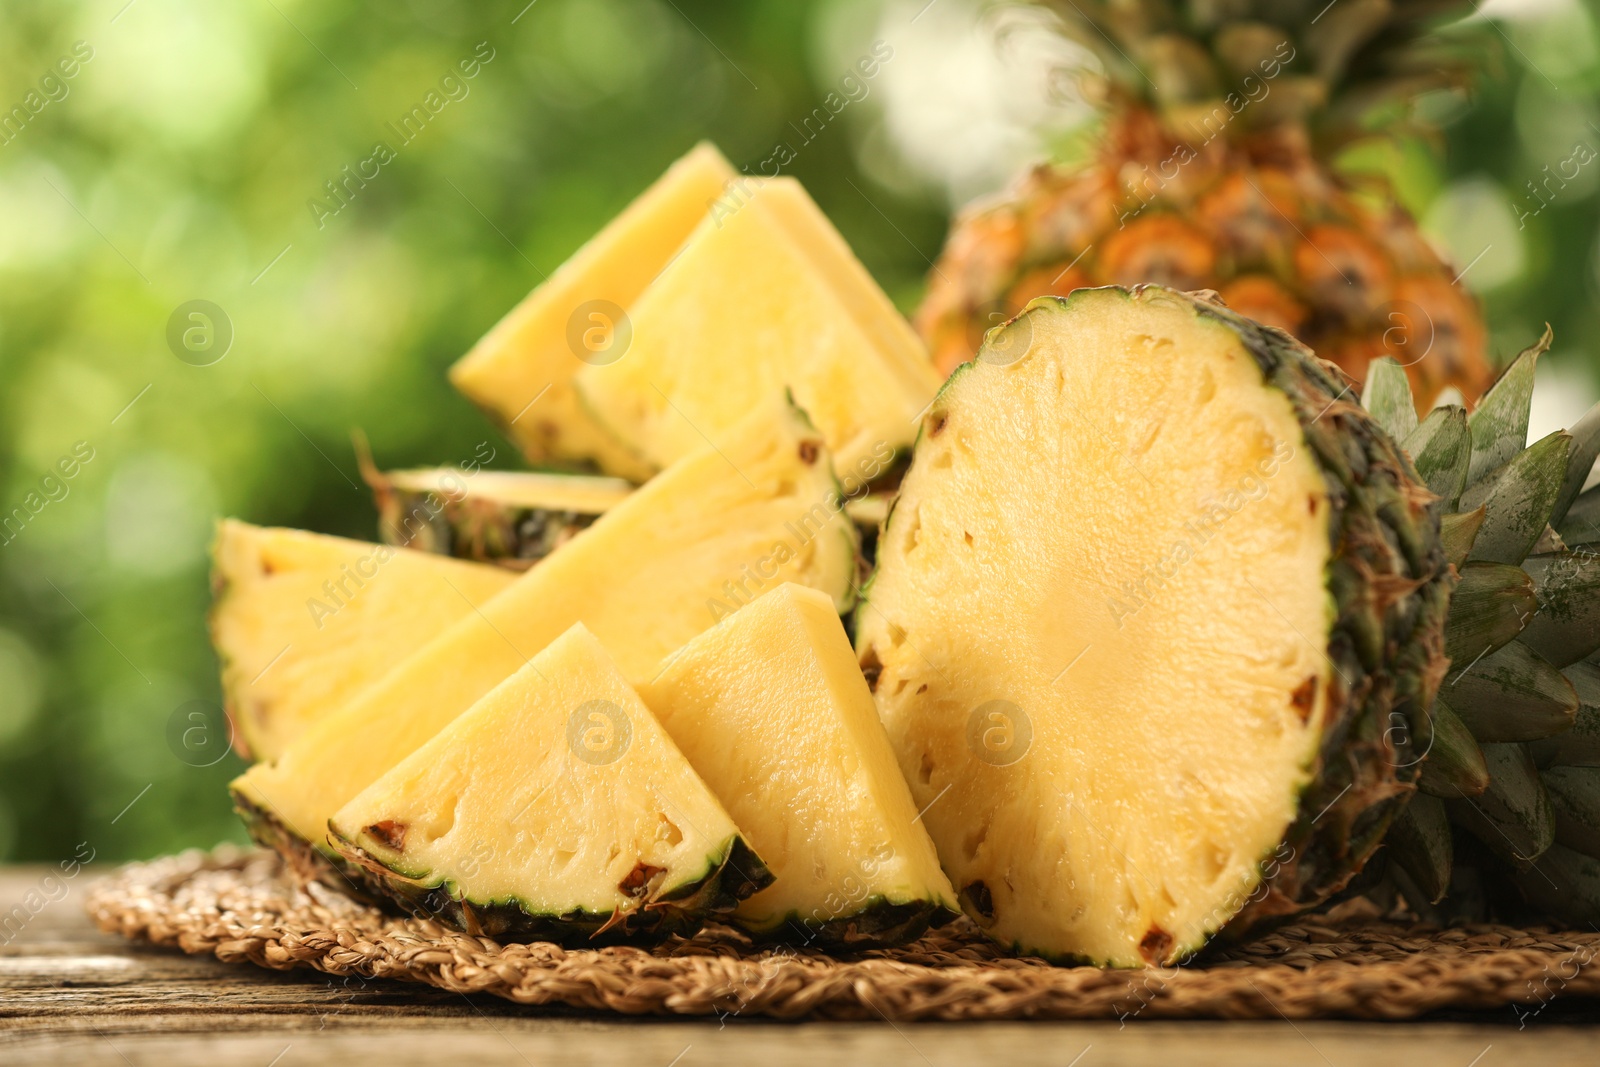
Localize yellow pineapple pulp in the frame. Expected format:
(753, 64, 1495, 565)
(210, 521, 515, 761)
(574, 176, 940, 479)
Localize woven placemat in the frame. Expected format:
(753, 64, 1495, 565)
(87, 847, 1600, 1021)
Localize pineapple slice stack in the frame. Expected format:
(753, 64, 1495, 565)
(231, 395, 859, 902)
(219, 144, 955, 945)
(450, 143, 939, 485)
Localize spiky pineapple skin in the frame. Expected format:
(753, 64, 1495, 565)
(746, 898, 960, 952)
(374, 486, 600, 570)
(231, 791, 382, 904)
(917, 113, 1494, 411)
(1189, 294, 1454, 930)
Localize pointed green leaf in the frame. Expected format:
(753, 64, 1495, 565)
(1385, 794, 1452, 904)
(1403, 406, 1470, 506)
(1418, 696, 1490, 798)
(1446, 742, 1555, 866)
(1439, 506, 1486, 567)
(1361, 356, 1418, 443)
(1445, 639, 1578, 741)
(1511, 844, 1600, 926)
(1459, 431, 1571, 565)
(1466, 326, 1549, 488)
(1520, 549, 1600, 668)
(1553, 400, 1600, 528)
(1529, 661, 1600, 768)
(1558, 484, 1600, 547)
(1444, 561, 1537, 664)
(1543, 766, 1600, 858)
(1568, 658, 1600, 709)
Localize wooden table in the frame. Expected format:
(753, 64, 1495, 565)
(4, 866, 1598, 1065)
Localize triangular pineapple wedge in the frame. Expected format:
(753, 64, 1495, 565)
(232, 397, 857, 869)
(211, 521, 515, 761)
(642, 584, 957, 947)
(329, 624, 769, 943)
(573, 177, 941, 481)
(448, 143, 736, 481)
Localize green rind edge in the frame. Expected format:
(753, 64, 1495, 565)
(738, 895, 961, 952)
(326, 825, 773, 947)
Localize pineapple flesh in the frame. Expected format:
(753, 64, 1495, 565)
(641, 583, 958, 947)
(448, 143, 737, 481)
(232, 397, 857, 869)
(857, 286, 1450, 965)
(329, 624, 768, 944)
(210, 521, 514, 761)
(573, 177, 941, 481)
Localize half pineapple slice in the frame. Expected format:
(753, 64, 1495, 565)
(448, 143, 736, 481)
(573, 177, 940, 481)
(210, 521, 515, 761)
(233, 397, 857, 870)
(857, 286, 1450, 966)
(329, 624, 768, 943)
(364, 463, 632, 569)
(642, 583, 957, 947)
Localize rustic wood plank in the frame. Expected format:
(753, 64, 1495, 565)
(5, 864, 1598, 1066)
(10, 1022, 1600, 1067)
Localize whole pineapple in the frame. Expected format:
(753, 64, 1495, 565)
(916, 0, 1498, 409)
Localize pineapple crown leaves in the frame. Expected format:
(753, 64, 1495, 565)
(1366, 329, 1600, 578)
(1041, 0, 1496, 134)
(1364, 336, 1600, 888)
(1369, 343, 1600, 908)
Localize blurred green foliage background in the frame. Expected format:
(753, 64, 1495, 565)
(1, 0, 1597, 863)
